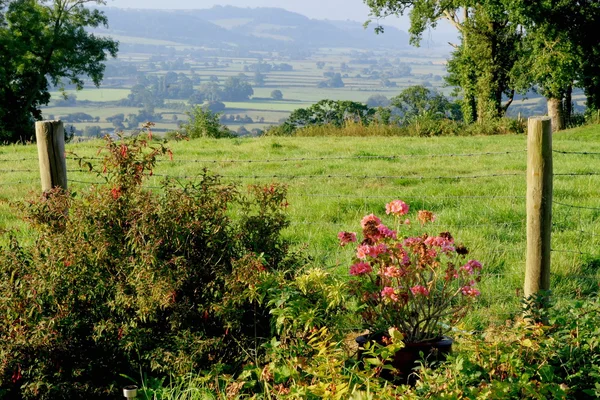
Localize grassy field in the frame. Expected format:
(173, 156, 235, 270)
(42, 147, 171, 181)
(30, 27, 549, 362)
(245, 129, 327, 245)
(48, 88, 131, 102)
(1, 125, 599, 327)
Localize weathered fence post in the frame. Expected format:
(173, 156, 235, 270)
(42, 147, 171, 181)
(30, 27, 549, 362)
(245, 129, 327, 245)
(524, 117, 553, 299)
(35, 120, 68, 192)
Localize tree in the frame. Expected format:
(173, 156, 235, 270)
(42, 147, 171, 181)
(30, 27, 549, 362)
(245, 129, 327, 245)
(222, 77, 253, 101)
(253, 71, 265, 87)
(364, 0, 600, 129)
(391, 85, 461, 124)
(318, 73, 345, 89)
(183, 105, 232, 138)
(83, 125, 102, 137)
(0, 0, 118, 142)
(106, 113, 125, 130)
(364, 1, 522, 123)
(316, 61, 326, 69)
(366, 94, 391, 108)
(271, 90, 283, 100)
(511, 0, 600, 131)
(287, 99, 375, 129)
(203, 100, 226, 113)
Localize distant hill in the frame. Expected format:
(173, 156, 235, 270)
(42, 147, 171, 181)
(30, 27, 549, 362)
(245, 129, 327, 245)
(98, 6, 409, 50)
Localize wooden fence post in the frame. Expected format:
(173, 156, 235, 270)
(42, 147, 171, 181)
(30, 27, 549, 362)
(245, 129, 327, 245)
(524, 117, 553, 299)
(35, 120, 68, 192)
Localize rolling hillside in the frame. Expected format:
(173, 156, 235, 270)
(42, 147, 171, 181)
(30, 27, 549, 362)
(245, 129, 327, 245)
(98, 6, 410, 50)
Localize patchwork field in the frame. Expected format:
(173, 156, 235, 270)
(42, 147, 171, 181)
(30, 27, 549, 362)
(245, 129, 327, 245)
(38, 34, 458, 137)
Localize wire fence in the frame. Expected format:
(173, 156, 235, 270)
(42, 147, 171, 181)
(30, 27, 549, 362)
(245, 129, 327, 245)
(1, 142, 598, 304)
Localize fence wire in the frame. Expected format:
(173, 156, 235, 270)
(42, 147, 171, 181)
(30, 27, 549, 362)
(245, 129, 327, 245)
(554, 149, 600, 156)
(2, 142, 598, 305)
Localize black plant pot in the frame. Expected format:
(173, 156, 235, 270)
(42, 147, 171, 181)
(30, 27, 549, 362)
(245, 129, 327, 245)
(356, 333, 453, 385)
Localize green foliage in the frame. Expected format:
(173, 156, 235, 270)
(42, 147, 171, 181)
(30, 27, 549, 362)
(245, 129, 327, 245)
(0, 133, 299, 398)
(414, 299, 600, 399)
(0, 0, 118, 142)
(129, 298, 600, 399)
(222, 77, 254, 101)
(286, 100, 375, 130)
(182, 106, 232, 139)
(364, 0, 600, 128)
(391, 85, 462, 125)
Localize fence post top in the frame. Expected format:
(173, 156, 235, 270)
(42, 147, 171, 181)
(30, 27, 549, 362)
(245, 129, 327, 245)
(36, 120, 62, 124)
(528, 116, 552, 122)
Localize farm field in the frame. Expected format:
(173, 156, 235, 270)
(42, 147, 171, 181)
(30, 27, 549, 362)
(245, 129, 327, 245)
(1, 125, 599, 326)
(38, 33, 457, 137)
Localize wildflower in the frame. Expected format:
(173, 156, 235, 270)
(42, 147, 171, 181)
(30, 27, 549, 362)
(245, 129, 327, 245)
(461, 282, 481, 297)
(377, 224, 397, 239)
(383, 265, 406, 278)
(445, 266, 459, 281)
(368, 244, 388, 258)
(356, 245, 369, 259)
(362, 214, 384, 243)
(461, 260, 482, 275)
(403, 237, 423, 248)
(410, 285, 430, 296)
(381, 286, 399, 302)
(338, 231, 357, 246)
(424, 235, 455, 254)
(361, 213, 382, 228)
(417, 210, 436, 225)
(386, 200, 409, 216)
(357, 244, 388, 259)
(350, 262, 372, 276)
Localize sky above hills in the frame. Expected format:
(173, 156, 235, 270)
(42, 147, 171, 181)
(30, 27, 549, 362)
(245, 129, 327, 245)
(106, 0, 411, 29)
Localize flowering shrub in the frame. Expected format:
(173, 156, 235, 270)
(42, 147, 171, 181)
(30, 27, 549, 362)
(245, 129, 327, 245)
(339, 200, 482, 343)
(0, 132, 298, 399)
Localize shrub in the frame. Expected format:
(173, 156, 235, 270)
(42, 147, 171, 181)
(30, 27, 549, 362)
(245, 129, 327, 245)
(0, 133, 298, 399)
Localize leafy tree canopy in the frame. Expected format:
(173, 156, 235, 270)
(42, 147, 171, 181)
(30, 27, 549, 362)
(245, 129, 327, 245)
(287, 99, 375, 129)
(0, 0, 118, 142)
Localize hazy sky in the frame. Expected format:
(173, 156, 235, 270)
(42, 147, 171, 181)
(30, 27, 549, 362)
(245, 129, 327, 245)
(105, 0, 411, 29)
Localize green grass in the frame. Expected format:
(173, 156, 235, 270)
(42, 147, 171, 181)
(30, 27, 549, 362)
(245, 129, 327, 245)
(2, 125, 599, 326)
(48, 88, 130, 103)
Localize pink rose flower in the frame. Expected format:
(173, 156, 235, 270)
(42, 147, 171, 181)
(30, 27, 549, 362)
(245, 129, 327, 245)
(337, 231, 357, 246)
(381, 286, 399, 302)
(461, 260, 482, 275)
(383, 266, 405, 278)
(350, 262, 373, 276)
(377, 224, 397, 239)
(386, 200, 409, 216)
(356, 245, 369, 260)
(461, 283, 481, 297)
(361, 213, 382, 228)
(410, 285, 430, 296)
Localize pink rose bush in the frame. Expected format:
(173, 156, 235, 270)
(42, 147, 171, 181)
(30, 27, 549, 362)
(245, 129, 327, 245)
(339, 200, 482, 343)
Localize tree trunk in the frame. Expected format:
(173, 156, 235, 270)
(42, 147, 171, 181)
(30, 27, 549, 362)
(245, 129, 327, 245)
(547, 97, 564, 132)
(564, 85, 572, 127)
(466, 94, 477, 123)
